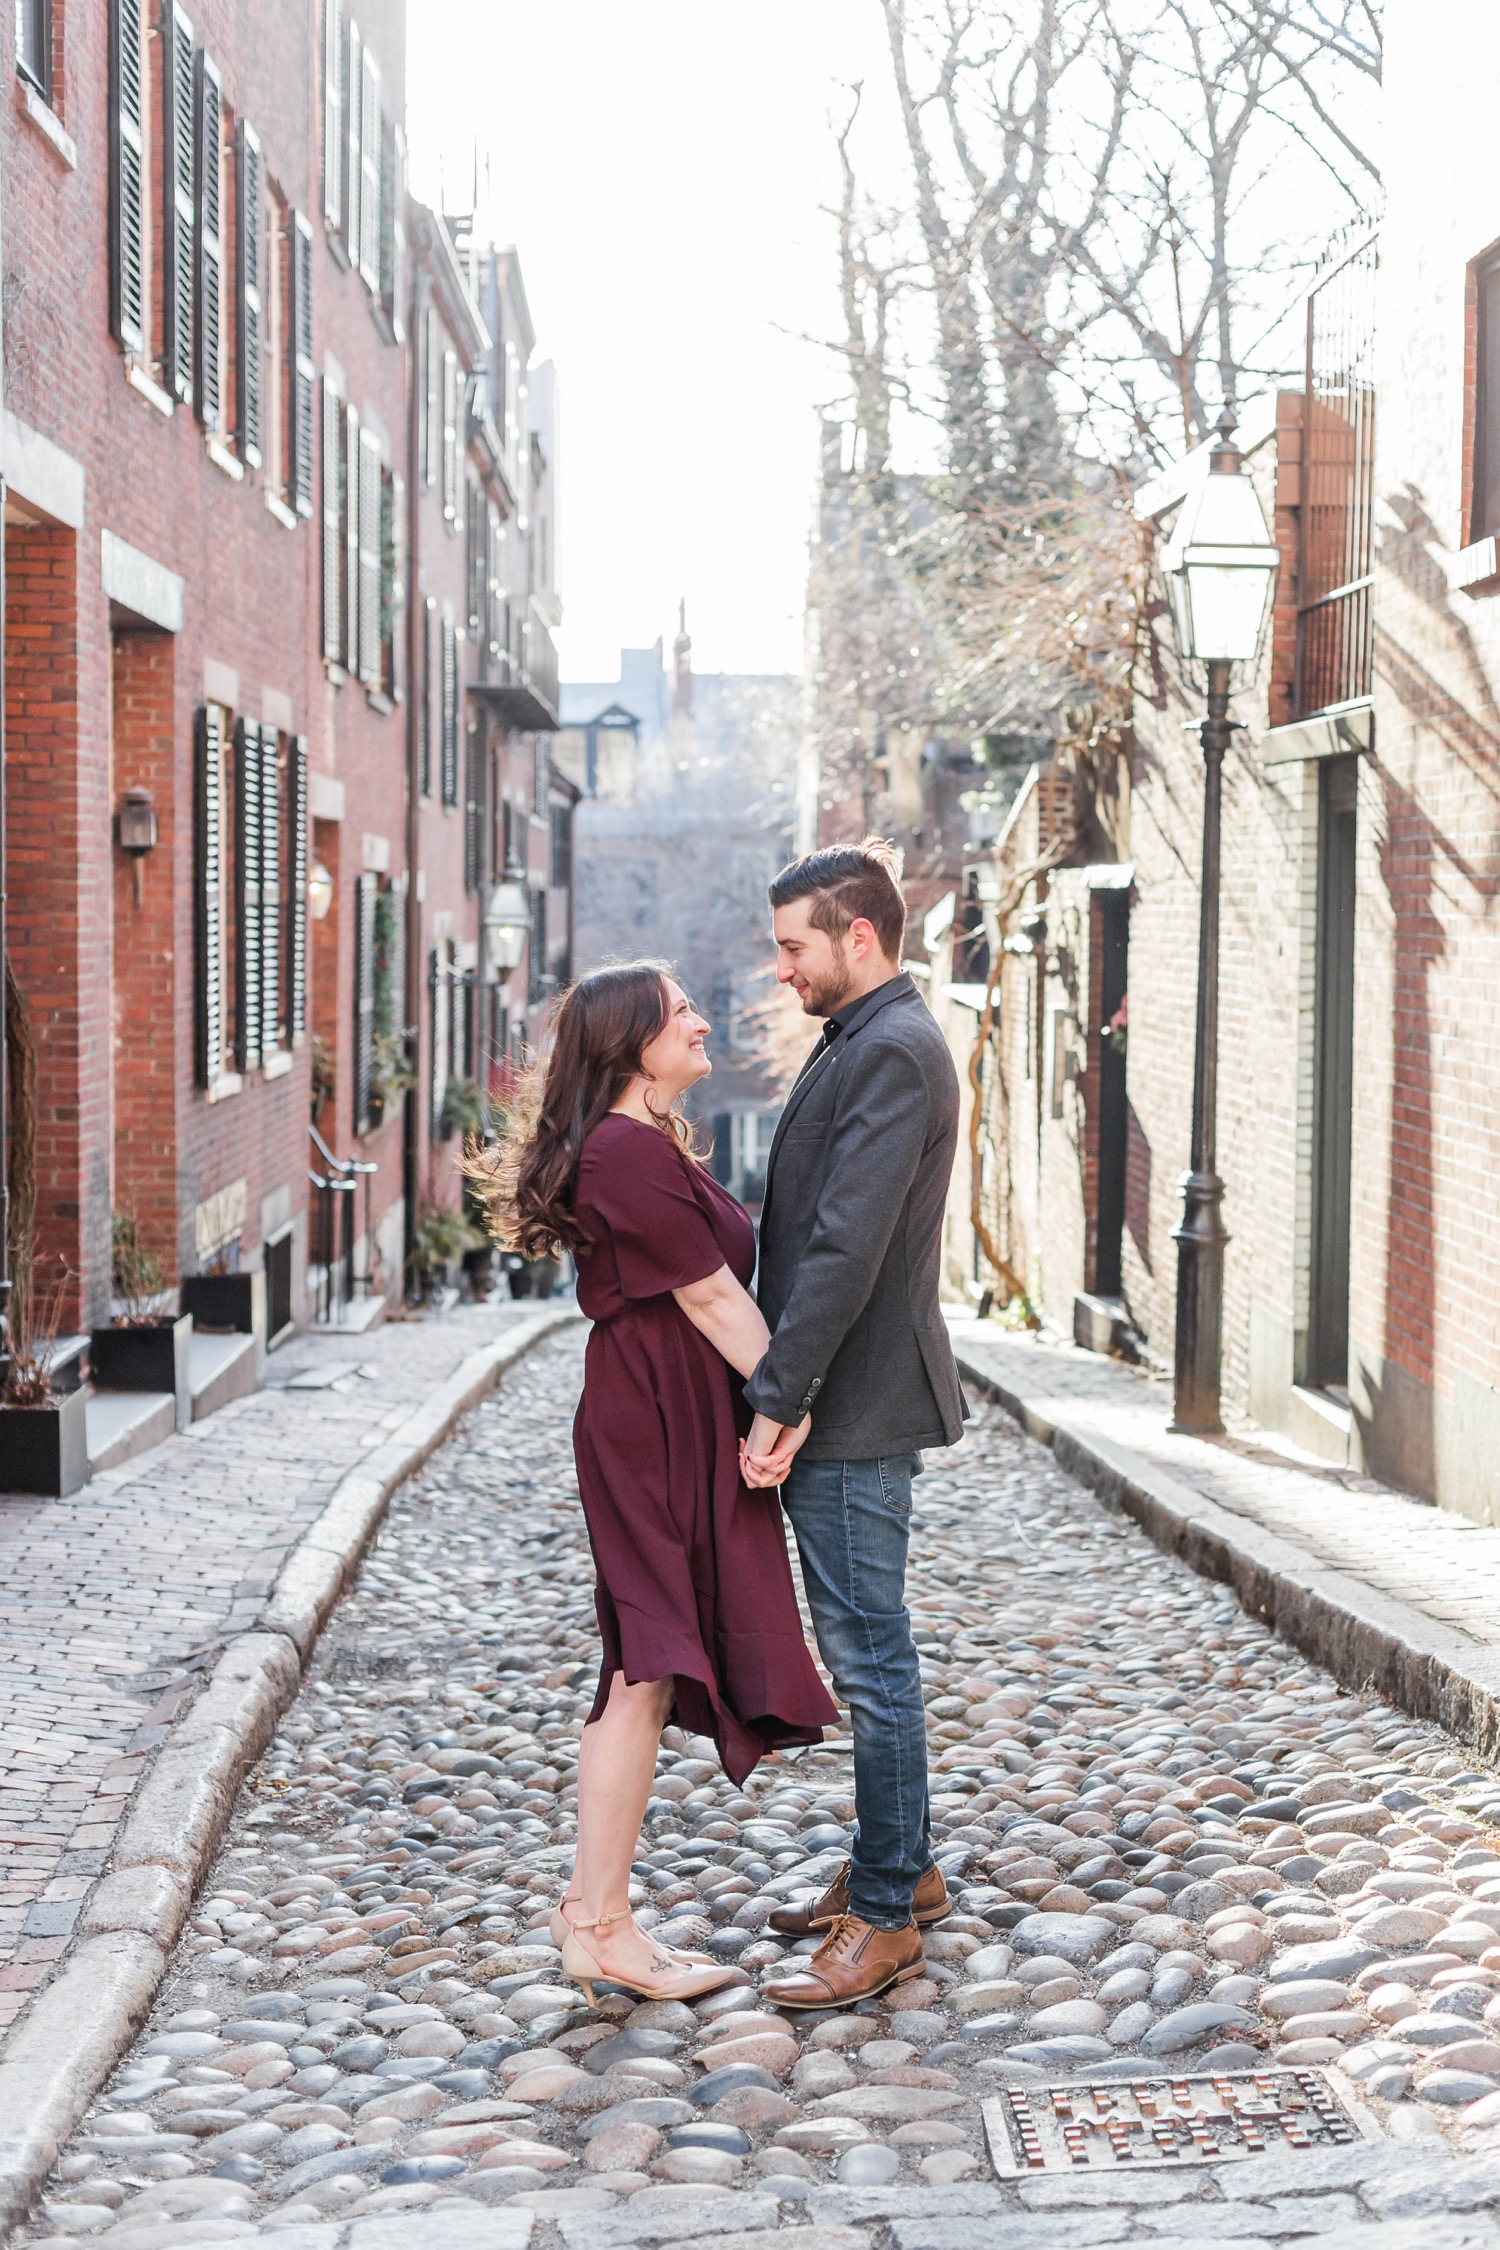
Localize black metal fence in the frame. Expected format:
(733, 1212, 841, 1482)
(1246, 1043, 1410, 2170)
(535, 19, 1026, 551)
(1295, 223, 1378, 720)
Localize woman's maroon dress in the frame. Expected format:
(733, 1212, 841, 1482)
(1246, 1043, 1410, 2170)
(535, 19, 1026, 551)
(571, 1113, 836, 1784)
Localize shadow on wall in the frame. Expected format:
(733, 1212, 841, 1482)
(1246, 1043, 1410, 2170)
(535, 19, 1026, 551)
(1354, 489, 1500, 1504)
(1126, 1099, 1153, 1277)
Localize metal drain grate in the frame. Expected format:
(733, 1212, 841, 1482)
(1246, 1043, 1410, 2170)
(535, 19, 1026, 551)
(983, 2068, 1382, 2176)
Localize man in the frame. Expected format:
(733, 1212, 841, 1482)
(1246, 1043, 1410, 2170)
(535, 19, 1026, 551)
(741, 838, 966, 2010)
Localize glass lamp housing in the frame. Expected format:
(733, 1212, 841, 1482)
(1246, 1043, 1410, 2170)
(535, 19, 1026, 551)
(1162, 461, 1281, 664)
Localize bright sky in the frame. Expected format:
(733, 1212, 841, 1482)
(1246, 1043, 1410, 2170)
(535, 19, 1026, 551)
(407, 2, 902, 684)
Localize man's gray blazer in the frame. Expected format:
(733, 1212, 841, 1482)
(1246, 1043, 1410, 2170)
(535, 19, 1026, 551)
(745, 972, 967, 1461)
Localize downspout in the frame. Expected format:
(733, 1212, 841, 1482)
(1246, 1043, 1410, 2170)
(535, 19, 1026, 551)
(401, 253, 421, 1301)
(0, 158, 10, 1390)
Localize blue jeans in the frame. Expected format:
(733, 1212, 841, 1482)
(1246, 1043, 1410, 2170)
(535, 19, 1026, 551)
(780, 1452, 931, 1928)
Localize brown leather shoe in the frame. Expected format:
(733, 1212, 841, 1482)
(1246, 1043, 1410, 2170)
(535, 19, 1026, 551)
(761, 1913, 925, 2010)
(767, 1859, 951, 1937)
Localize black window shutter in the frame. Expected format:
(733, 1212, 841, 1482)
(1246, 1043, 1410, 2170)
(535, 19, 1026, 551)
(440, 614, 458, 806)
(193, 49, 222, 430)
(420, 596, 434, 795)
(380, 117, 405, 340)
(163, 5, 196, 404)
(290, 213, 316, 516)
(322, 0, 343, 229)
(194, 704, 223, 1088)
(420, 307, 434, 487)
(260, 733, 282, 1057)
(464, 725, 480, 895)
(528, 885, 548, 1006)
(108, 0, 146, 356)
(354, 870, 376, 1132)
(321, 382, 343, 662)
(235, 717, 263, 1072)
(441, 348, 457, 523)
(288, 735, 309, 1038)
(345, 404, 362, 674)
(236, 120, 263, 466)
(384, 468, 405, 702)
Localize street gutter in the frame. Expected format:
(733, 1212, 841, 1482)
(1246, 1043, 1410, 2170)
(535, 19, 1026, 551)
(0, 1307, 578, 2238)
(953, 1338, 1500, 1760)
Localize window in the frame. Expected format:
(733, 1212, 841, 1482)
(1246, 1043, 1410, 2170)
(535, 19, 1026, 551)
(466, 478, 485, 637)
(356, 425, 381, 687)
(380, 462, 404, 702)
(357, 40, 380, 292)
(1474, 251, 1500, 544)
(108, 0, 147, 357)
(17, 0, 51, 99)
(549, 797, 572, 893)
(379, 117, 404, 339)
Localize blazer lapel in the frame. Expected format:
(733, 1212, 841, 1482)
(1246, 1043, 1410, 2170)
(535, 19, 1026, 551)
(761, 976, 916, 1199)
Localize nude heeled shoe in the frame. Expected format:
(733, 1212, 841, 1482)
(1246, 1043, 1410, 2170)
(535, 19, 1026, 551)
(561, 1908, 737, 2006)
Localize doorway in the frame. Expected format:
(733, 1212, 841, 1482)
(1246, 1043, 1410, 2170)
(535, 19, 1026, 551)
(1094, 889, 1129, 1297)
(1306, 754, 1357, 1392)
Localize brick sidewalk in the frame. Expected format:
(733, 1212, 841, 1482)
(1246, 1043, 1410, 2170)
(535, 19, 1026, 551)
(948, 1313, 1500, 1668)
(0, 1302, 571, 2033)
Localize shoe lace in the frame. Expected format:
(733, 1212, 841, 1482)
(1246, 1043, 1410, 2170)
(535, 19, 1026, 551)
(820, 1913, 862, 1957)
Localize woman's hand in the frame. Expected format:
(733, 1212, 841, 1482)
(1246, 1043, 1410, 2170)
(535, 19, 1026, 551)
(740, 1413, 812, 1489)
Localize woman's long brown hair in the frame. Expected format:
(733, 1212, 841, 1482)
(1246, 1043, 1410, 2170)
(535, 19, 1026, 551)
(464, 961, 698, 1259)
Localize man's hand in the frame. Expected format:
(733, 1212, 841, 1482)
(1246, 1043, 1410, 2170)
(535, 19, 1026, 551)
(740, 1412, 812, 1489)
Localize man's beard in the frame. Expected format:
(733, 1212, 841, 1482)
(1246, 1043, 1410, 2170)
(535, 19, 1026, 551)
(798, 962, 854, 1017)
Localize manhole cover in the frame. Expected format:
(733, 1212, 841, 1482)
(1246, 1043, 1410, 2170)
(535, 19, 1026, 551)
(984, 2068, 1381, 2176)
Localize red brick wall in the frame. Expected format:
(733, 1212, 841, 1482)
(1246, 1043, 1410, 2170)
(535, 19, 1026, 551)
(110, 630, 179, 1278)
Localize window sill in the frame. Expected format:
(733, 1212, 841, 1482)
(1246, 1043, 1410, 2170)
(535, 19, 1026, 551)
(126, 364, 175, 419)
(207, 436, 245, 482)
(262, 1049, 294, 1081)
(325, 226, 351, 271)
(325, 660, 348, 687)
(265, 492, 298, 530)
(365, 687, 394, 715)
(20, 81, 77, 169)
(206, 1072, 244, 1104)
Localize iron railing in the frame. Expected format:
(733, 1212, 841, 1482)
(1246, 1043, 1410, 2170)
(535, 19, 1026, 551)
(308, 1123, 377, 1324)
(1294, 222, 1378, 720)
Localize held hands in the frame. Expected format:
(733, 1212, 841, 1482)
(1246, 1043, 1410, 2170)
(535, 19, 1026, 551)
(740, 1411, 812, 1489)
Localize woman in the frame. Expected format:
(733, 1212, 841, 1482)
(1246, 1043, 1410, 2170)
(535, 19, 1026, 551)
(472, 961, 836, 2004)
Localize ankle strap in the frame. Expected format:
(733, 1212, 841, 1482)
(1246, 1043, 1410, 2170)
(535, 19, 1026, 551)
(574, 1908, 630, 1934)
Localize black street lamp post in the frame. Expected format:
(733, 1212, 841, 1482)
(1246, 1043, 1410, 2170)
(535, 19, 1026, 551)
(1160, 408, 1280, 1434)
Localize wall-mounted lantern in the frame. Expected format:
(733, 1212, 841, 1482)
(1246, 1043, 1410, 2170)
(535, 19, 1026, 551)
(309, 860, 335, 921)
(116, 786, 158, 905)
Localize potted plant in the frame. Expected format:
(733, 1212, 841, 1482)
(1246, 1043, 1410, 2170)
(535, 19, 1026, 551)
(90, 1214, 193, 1431)
(180, 1241, 265, 1346)
(413, 1204, 486, 1300)
(1, 1249, 88, 1497)
(1, 960, 88, 1495)
(368, 1030, 416, 1132)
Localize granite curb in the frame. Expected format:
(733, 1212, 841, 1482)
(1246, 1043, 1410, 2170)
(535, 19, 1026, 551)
(953, 1342, 1500, 1758)
(0, 1306, 578, 2240)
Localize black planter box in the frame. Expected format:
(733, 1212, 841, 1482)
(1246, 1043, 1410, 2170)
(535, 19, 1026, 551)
(0, 1390, 90, 1495)
(90, 1313, 194, 1432)
(181, 1270, 265, 1339)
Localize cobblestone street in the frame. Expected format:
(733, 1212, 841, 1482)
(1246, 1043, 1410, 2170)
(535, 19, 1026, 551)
(22, 1327, 1500, 2250)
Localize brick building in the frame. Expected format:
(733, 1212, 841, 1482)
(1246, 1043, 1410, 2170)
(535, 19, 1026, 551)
(0, 0, 567, 1414)
(402, 204, 569, 1270)
(937, 0, 1500, 1523)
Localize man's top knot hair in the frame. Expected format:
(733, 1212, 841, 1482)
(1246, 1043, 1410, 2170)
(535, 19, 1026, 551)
(767, 835, 907, 961)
